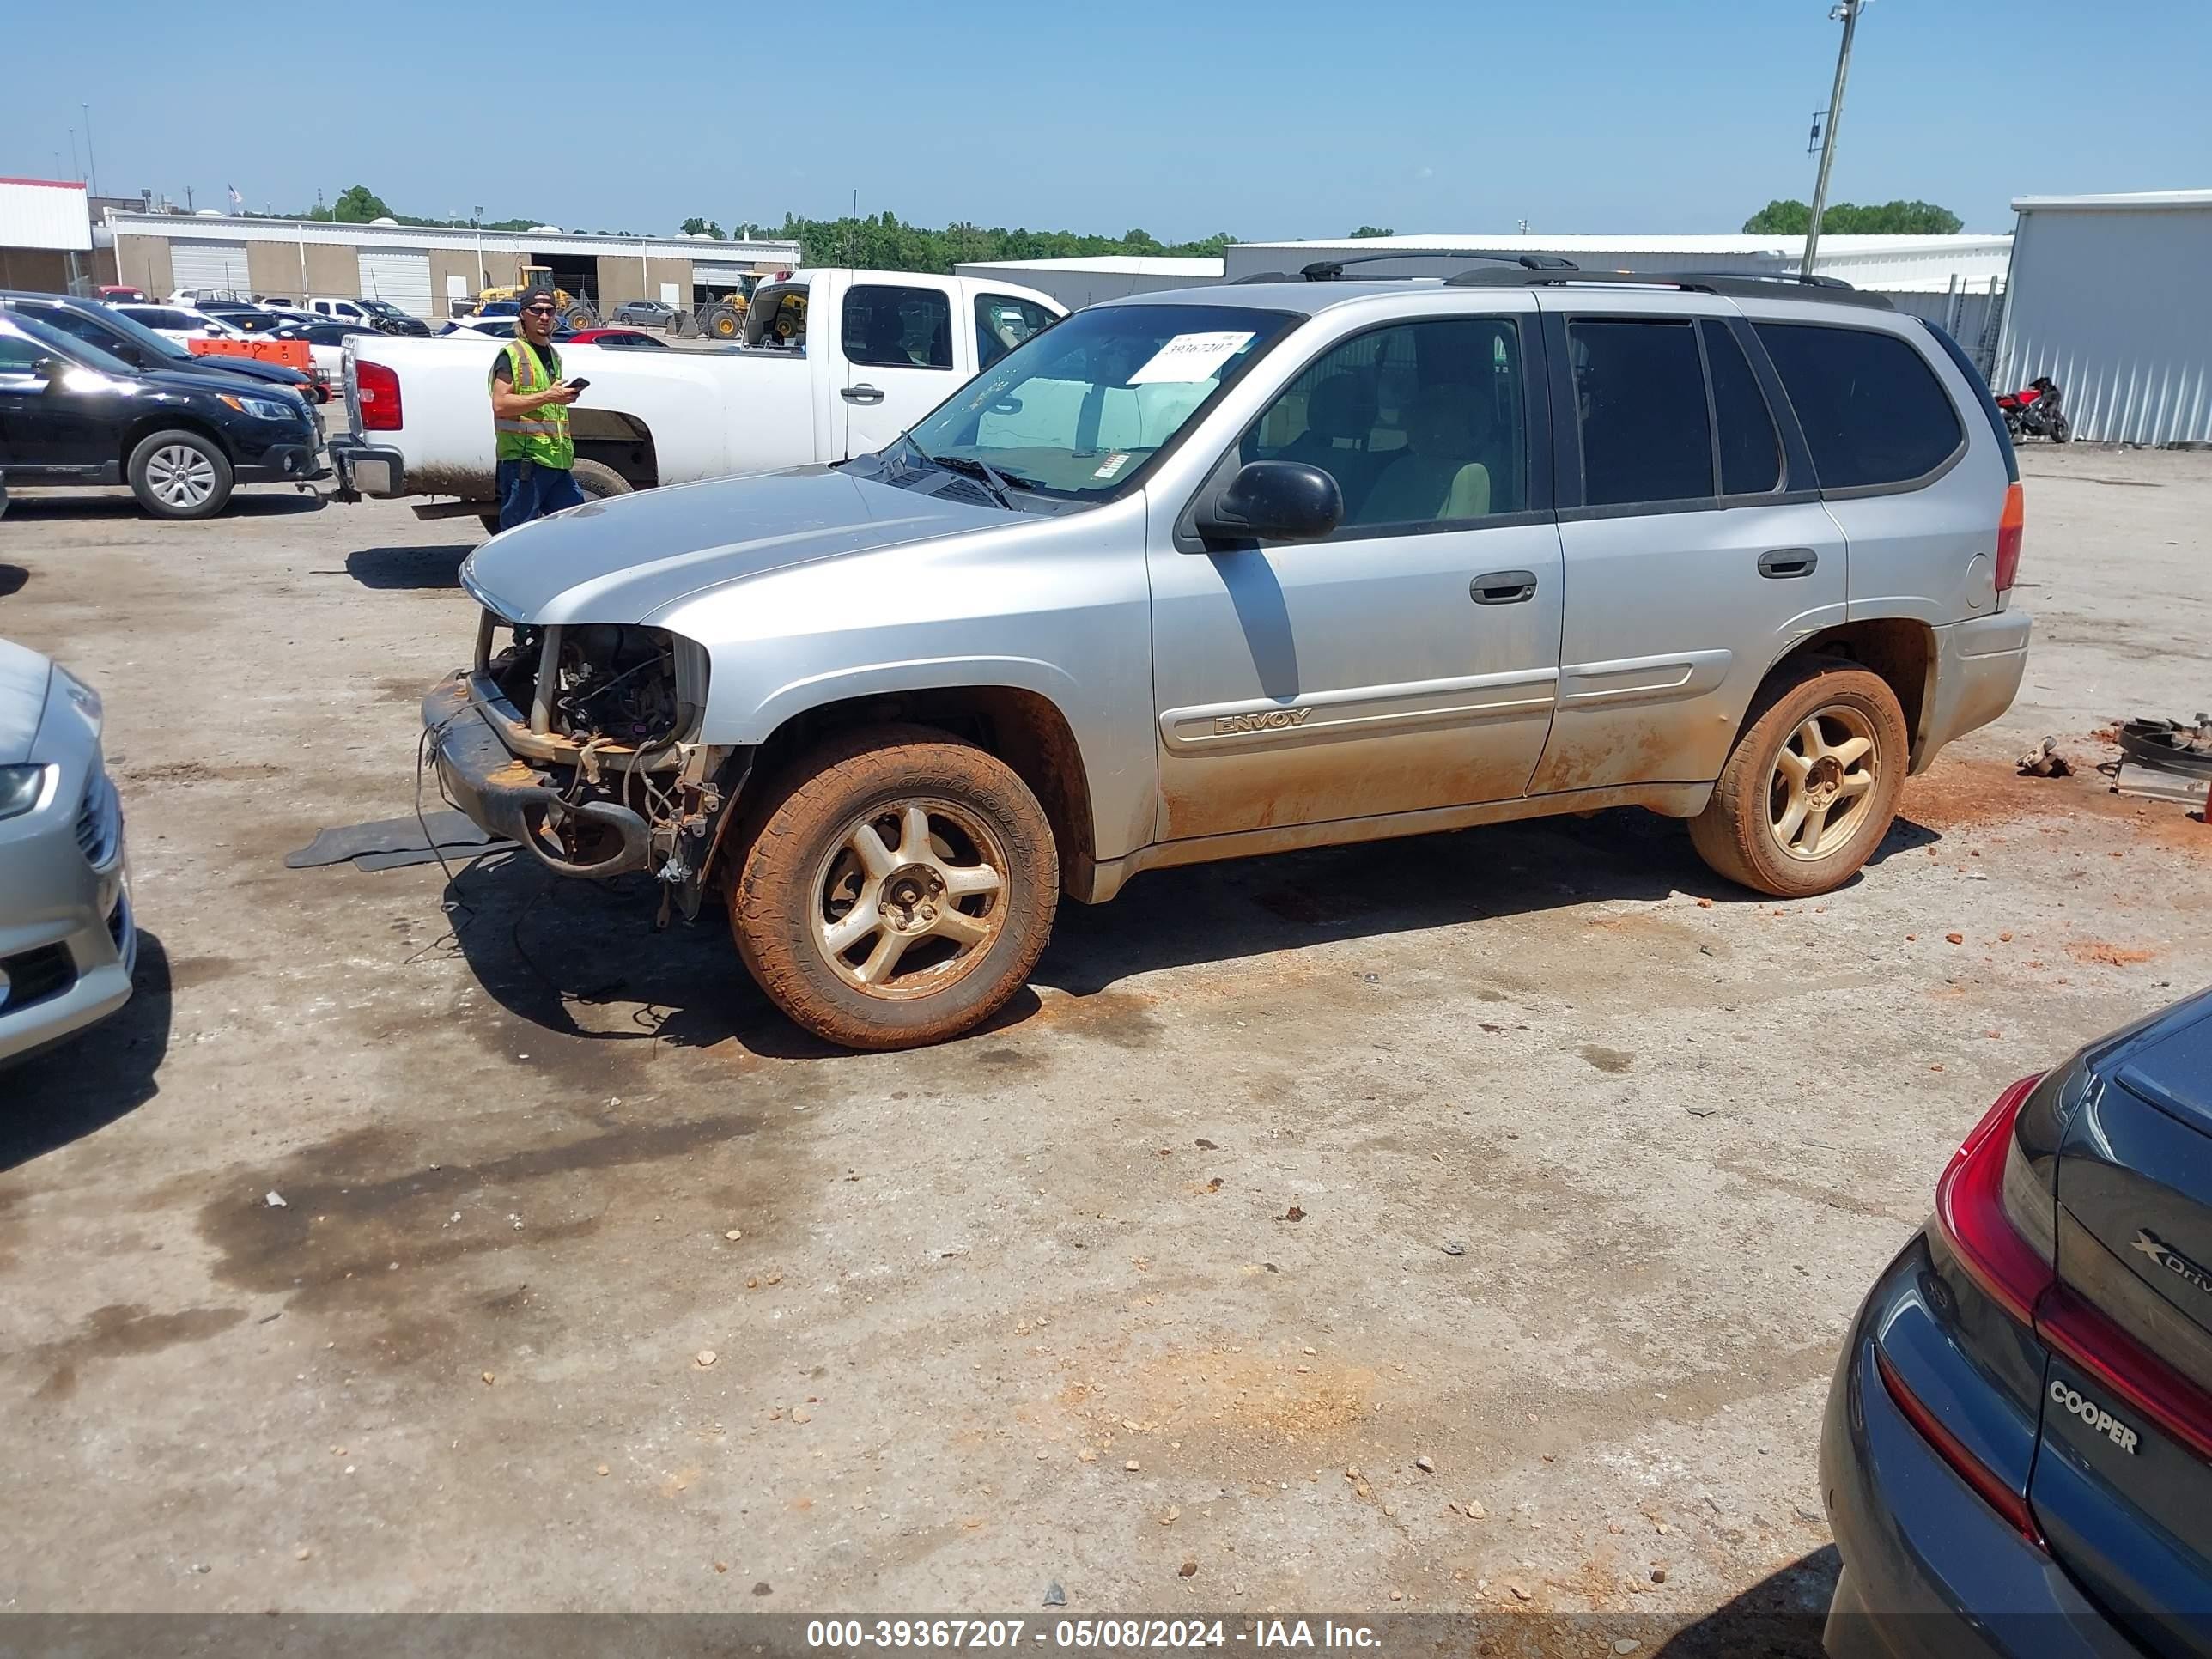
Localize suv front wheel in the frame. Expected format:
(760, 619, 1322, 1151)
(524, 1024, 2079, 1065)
(128, 428, 234, 520)
(1689, 664, 1909, 898)
(730, 726, 1059, 1049)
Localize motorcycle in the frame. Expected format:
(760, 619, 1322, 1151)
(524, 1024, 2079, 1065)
(1996, 376, 2070, 443)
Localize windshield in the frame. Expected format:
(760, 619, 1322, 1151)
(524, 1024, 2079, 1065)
(361, 300, 405, 318)
(87, 302, 194, 362)
(11, 309, 139, 377)
(900, 303, 1297, 500)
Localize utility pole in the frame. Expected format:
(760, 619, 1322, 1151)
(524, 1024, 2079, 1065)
(1802, 0, 1864, 276)
(81, 104, 100, 198)
(69, 129, 81, 182)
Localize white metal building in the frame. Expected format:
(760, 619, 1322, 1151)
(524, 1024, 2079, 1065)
(951, 255, 1224, 311)
(103, 211, 801, 320)
(1996, 190, 2212, 447)
(0, 176, 94, 291)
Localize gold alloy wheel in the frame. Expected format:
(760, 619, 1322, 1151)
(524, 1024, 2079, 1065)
(811, 799, 1010, 998)
(1766, 705, 1880, 860)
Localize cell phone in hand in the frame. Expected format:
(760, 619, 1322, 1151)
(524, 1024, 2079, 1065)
(564, 377, 590, 392)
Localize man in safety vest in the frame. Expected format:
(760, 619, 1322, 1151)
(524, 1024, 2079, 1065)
(488, 286, 583, 530)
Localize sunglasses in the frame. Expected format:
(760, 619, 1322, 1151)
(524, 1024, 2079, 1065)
(523, 306, 556, 317)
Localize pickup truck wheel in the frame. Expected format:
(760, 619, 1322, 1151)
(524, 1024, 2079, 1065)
(568, 459, 631, 499)
(128, 429, 234, 520)
(1689, 665, 1908, 898)
(731, 726, 1058, 1050)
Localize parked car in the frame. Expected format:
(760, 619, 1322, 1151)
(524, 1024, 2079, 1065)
(111, 301, 250, 349)
(2, 293, 323, 406)
(610, 298, 678, 326)
(308, 297, 430, 336)
(1822, 988, 2212, 1657)
(0, 637, 133, 1067)
(417, 265, 2028, 1049)
(0, 310, 326, 518)
(268, 319, 376, 380)
(562, 327, 666, 349)
(333, 269, 1065, 525)
(95, 284, 148, 304)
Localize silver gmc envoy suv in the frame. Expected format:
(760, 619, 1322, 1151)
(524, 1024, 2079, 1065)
(424, 259, 2030, 1049)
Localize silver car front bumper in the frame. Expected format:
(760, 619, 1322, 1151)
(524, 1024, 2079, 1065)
(0, 757, 135, 1066)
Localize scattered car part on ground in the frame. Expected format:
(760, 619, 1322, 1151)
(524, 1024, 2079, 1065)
(422, 268, 2030, 1049)
(2112, 714, 2212, 813)
(0, 637, 133, 1066)
(1821, 987, 2212, 1657)
(2017, 736, 2072, 777)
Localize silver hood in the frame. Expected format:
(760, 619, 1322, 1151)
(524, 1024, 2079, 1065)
(0, 638, 55, 767)
(459, 466, 1012, 626)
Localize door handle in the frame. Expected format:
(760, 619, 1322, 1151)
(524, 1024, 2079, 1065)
(1757, 547, 1819, 579)
(1469, 569, 1538, 605)
(842, 384, 885, 405)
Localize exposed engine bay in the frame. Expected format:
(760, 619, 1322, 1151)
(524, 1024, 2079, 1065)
(454, 611, 744, 911)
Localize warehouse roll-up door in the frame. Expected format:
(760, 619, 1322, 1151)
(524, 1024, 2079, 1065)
(171, 239, 251, 299)
(358, 250, 434, 318)
(694, 263, 750, 285)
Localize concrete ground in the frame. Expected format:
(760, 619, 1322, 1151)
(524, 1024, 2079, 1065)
(1, 444, 2207, 1642)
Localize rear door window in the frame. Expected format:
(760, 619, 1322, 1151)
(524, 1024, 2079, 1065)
(1755, 322, 1964, 489)
(976, 294, 1057, 369)
(1569, 319, 1712, 507)
(843, 285, 954, 370)
(1701, 320, 1782, 495)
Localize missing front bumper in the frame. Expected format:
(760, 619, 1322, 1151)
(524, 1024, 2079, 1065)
(421, 674, 653, 879)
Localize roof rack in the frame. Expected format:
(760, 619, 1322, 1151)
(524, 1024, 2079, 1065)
(1231, 249, 1580, 284)
(1437, 267, 1895, 309)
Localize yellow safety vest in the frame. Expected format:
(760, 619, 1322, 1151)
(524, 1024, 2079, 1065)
(492, 338, 574, 469)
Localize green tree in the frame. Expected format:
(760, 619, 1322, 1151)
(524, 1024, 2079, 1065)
(1349, 225, 1395, 239)
(680, 216, 726, 240)
(330, 185, 393, 223)
(1743, 198, 1962, 235)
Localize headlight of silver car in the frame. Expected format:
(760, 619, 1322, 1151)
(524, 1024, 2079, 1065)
(0, 763, 53, 822)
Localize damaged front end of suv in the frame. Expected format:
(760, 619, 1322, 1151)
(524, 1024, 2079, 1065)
(422, 606, 743, 921)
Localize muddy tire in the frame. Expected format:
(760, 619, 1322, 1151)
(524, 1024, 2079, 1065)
(128, 428, 233, 520)
(730, 725, 1058, 1050)
(1688, 664, 1909, 898)
(568, 459, 632, 500)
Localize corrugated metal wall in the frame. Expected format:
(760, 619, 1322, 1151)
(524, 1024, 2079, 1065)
(1996, 205, 2212, 446)
(0, 179, 93, 252)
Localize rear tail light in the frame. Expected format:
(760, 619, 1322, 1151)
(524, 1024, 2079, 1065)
(1933, 1071, 2212, 1466)
(356, 361, 402, 432)
(1995, 482, 2025, 593)
(1935, 1074, 2053, 1322)
(1875, 1346, 2046, 1546)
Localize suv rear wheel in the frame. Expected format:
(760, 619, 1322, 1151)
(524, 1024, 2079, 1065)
(729, 726, 1058, 1049)
(1689, 664, 1909, 898)
(128, 428, 233, 520)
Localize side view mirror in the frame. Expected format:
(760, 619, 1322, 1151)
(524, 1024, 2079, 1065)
(34, 356, 67, 386)
(203, 323, 223, 336)
(1195, 460, 1343, 545)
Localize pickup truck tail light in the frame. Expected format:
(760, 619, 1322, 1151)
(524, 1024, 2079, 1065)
(357, 361, 402, 432)
(1995, 482, 2025, 593)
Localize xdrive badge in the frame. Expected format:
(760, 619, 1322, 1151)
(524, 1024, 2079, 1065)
(2130, 1229, 2212, 1300)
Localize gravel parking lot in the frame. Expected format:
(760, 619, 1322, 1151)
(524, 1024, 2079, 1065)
(2, 444, 2208, 1642)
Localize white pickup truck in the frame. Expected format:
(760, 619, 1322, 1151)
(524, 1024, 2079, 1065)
(330, 269, 1063, 523)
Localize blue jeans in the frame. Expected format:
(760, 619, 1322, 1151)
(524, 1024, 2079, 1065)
(495, 458, 586, 531)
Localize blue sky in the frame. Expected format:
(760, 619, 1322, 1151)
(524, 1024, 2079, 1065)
(6, 1, 2207, 240)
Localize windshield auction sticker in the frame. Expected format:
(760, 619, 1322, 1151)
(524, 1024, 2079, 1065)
(1127, 331, 1256, 385)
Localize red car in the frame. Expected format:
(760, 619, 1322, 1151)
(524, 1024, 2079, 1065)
(560, 327, 666, 349)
